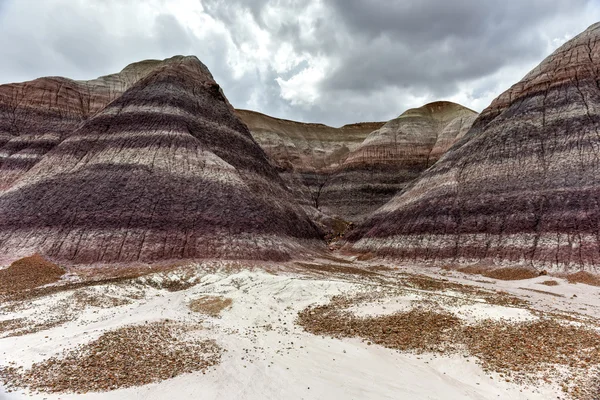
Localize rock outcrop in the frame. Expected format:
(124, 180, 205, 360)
(347, 23, 600, 272)
(0, 56, 322, 265)
(319, 102, 477, 222)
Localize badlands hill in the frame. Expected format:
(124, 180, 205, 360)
(0, 56, 322, 265)
(348, 22, 600, 272)
(236, 109, 383, 173)
(3, 21, 600, 400)
(238, 103, 477, 224)
(236, 109, 384, 209)
(319, 101, 477, 221)
(3, 22, 600, 273)
(0, 54, 477, 266)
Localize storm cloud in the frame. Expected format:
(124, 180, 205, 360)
(0, 0, 598, 126)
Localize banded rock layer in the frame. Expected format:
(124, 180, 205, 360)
(348, 23, 600, 272)
(319, 102, 477, 222)
(0, 56, 322, 265)
(0, 59, 165, 190)
(237, 109, 384, 208)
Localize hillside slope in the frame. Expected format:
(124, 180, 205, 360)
(0, 56, 322, 265)
(320, 102, 477, 221)
(347, 23, 600, 272)
(0, 59, 167, 190)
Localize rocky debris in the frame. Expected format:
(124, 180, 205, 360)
(347, 22, 600, 272)
(1, 263, 599, 398)
(0, 56, 323, 265)
(0, 318, 26, 335)
(69, 289, 132, 309)
(0, 254, 64, 294)
(1, 312, 72, 338)
(399, 273, 528, 307)
(574, 370, 600, 400)
(297, 288, 600, 399)
(299, 304, 461, 353)
(518, 287, 564, 298)
(539, 280, 560, 286)
(0, 321, 221, 393)
(0, 261, 226, 307)
(456, 266, 540, 281)
(0, 270, 144, 304)
(464, 319, 600, 373)
(566, 271, 600, 287)
(464, 320, 600, 398)
(135, 269, 202, 292)
(189, 296, 233, 316)
(294, 261, 380, 278)
(483, 267, 540, 280)
(292, 262, 528, 307)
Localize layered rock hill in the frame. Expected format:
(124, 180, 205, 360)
(236, 109, 384, 208)
(0, 56, 322, 265)
(0, 59, 165, 190)
(347, 22, 600, 272)
(319, 102, 477, 222)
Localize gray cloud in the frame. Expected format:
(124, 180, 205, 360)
(0, 0, 598, 126)
(323, 0, 580, 94)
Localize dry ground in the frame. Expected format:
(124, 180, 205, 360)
(1, 258, 599, 399)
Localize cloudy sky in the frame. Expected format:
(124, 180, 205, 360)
(0, 0, 598, 126)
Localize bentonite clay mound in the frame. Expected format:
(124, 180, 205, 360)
(318, 101, 477, 222)
(347, 22, 600, 272)
(0, 56, 322, 265)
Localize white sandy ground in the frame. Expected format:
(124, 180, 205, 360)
(348, 292, 538, 324)
(415, 266, 600, 319)
(1, 264, 597, 400)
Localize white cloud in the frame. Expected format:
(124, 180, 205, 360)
(276, 59, 328, 106)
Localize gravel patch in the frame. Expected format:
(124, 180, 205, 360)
(399, 273, 528, 307)
(0, 254, 64, 294)
(299, 301, 460, 353)
(189, 296, 232, 316)
(1, 289, 133, 338)
(566, 272, 600, 287)
(1, 320, 222, 393)
(298, 291, 600, 399)
(464, 319, 600, 398)
(539, 280, 560, 286)
(457, 266, 540, 281)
